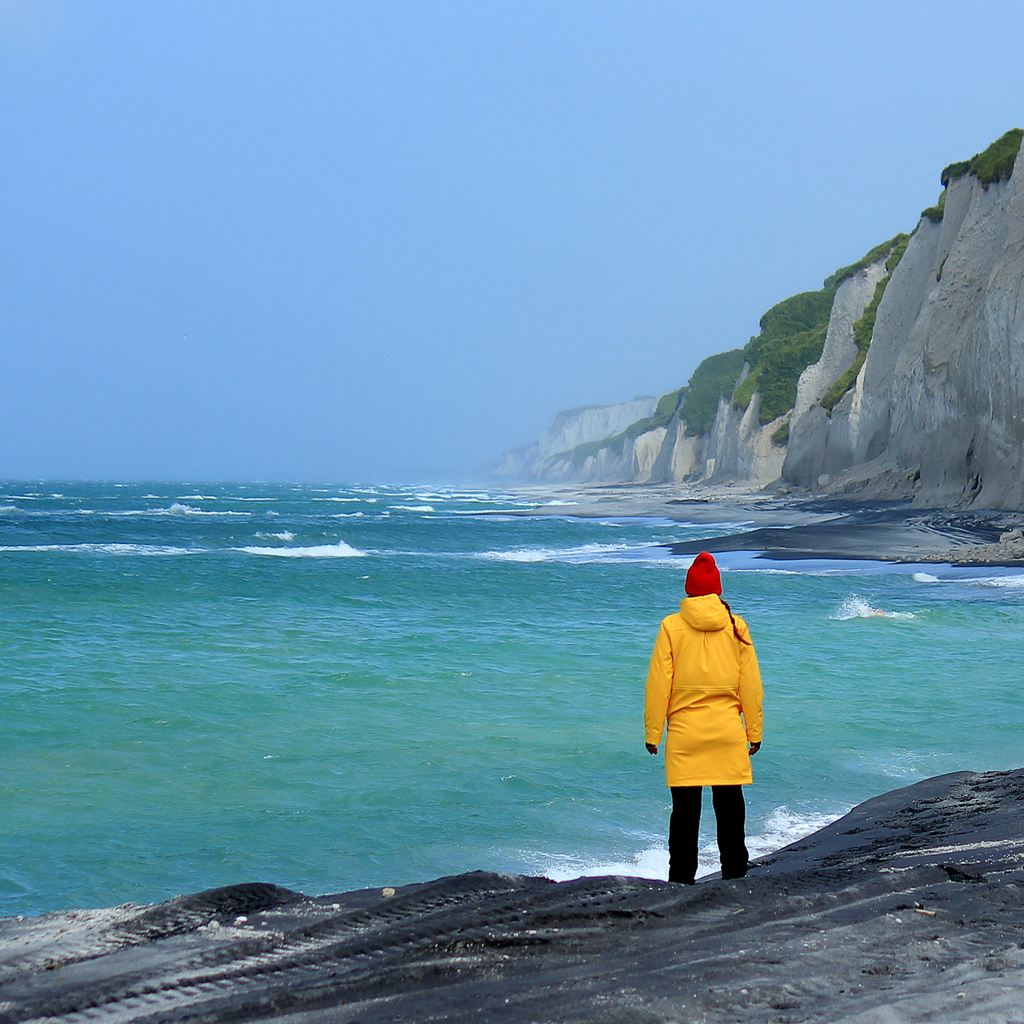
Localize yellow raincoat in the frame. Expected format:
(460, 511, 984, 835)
(644, 594, 763, 787)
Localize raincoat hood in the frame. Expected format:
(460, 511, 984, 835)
(678, 593, 730, 632)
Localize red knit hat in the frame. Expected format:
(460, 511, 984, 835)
(685, 551, 722, 596)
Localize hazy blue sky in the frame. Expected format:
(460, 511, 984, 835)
(3, 1, 1024, 483)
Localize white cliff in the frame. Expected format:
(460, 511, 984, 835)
(783, 256, 893, 486)
(491, 396, 657, 481)
(788, 144, 1024, 508)
(701, 390, 787, 488)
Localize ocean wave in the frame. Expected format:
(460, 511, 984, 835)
(912, 572, 942, 583)
(730, 567, 801, 576)
(254, 531, 295, 542)
(540, 500, 580, 506)
(831, 595, 915, 620)
(971, 573, 1024, 589)
(443, 509, 531, 516)
(86, 504, 253, 517)
(0, 543, 200, 556)
(476, 542, 652, 564)
(389, 505, 434, 512)
(0, 505, 20, 513)
(239, 541, 366, 558)
(533, 805, 845, 883)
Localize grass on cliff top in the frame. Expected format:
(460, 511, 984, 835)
(820, 234, 911, 413)
(941, 128, 1023, 188)
(824, 233, 909, 289)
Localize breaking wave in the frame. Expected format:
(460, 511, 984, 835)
(533, 805, 845, 883)
(475, 543, 660, 564)
(831, 595, 915, 620)
(239, 541, 366, 558)
(0, 543, 199, 556)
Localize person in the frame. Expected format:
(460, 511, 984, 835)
(644, 551, 763, 884)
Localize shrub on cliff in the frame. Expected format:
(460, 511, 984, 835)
(941, 128, 1023, 187)
(921, 190, 946, 223)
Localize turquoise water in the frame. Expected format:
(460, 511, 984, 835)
(2, 482, 1023, 919)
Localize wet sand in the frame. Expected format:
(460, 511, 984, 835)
(3, 769, 1024, 1022)
(510, 483, 1024, 565)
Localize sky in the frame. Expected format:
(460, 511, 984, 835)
(3, 0, 1024, 484)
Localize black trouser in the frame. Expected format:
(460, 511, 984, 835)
(668, 785, 748, 884)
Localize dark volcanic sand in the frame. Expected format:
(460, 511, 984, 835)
(3, 770, 1024, 1023)
(666, 504, 1024, 564)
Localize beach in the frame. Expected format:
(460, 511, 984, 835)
(511, 482, 1024, 565)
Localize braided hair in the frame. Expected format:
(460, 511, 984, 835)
(719, 597, 753, 645)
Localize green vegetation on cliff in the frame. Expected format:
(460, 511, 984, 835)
(941, 128, 1023, 187)
(824, 234, 908, 289)
(732, 288, 835, 424)
(678, 349, 746, 435)
(921, 190, 946, 223)
(821, 234, 911, 413)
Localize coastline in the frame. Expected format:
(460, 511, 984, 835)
(507, 482, 1024, 566)
(4, 769, 1023, 1023)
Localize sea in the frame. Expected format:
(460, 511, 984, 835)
(2, 481, 1023, 920)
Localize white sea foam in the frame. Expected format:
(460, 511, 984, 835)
(389, 505, 434, 512)
(443, 508, 530, 516)
(476, 542, 658, 564)
(831, 595, 915, 620)
(731, 567, 801, 576)
(534, 805, 845, 883)
(239, 541, 366, 558)
(971, 573, 1024, 590)
(254, 531, 295, 542)
(541, 500, 580, 506)
(0, 543, 199, 556)
(912, 572, 941, 583)
(95, 504, 251, 517)
(0, 505, 19, 513)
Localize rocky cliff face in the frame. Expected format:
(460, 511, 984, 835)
(492, 132, 1024, 510)
(790, 145, 1024, 508)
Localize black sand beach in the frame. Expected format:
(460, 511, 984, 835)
(3, 769, 1024, 1023)
(515, 484, 1024, 565)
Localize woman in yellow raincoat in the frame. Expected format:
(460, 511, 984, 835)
(644, 551, 763, 884)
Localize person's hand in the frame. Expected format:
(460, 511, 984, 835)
(645, 743, 658, 755)
(749, 741, 761, 755)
